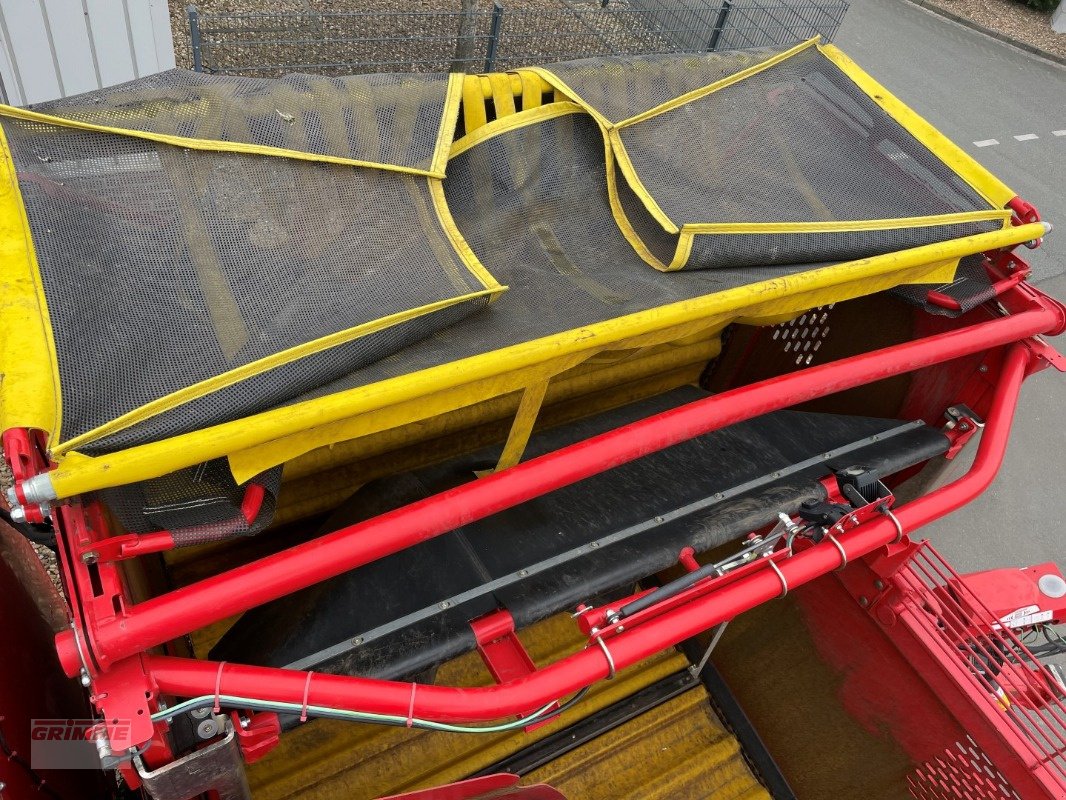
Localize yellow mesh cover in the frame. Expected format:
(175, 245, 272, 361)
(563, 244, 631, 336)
(0, 44, 1035, 502)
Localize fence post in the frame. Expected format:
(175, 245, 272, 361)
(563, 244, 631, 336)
(187, 5, 203, 72)
(484, 0, 504, 73)
(707, 0, 733, 52)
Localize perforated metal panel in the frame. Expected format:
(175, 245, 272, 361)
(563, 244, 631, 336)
(909, 737, 1023, 800)
(771, 303, 834, 366)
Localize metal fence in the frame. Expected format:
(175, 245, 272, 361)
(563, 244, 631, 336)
(186, 0, 849, 76)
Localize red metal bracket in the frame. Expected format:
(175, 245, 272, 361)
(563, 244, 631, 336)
(955, 563, 1066, 631)
(942, 404, 983, 460)
(1025, 335, 1066, 374)
(1007, 197, 1041, 226)
(470, 609, 557, 729)
(2, 428, 51, 523)
(82, 531, 176, 563)
(471, 609, 539, 685)
(926, 266, 1031, 313)
(1007, 197, 1044, 249)
(230, 711, 281, 764)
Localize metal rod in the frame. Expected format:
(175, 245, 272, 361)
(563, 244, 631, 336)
(484, 0, 504, 72)
(707, 0, 733, 52)
(57, 305, 1056, 675)
(187, 5, 203, 73)
(142, 343, 1032, 721)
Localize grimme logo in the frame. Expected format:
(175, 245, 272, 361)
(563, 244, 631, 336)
(30, 719, 125, 769)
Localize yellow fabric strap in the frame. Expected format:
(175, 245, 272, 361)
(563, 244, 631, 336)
(476, 379, 550, 475)
(520, 72, 545, 112)
(816, 44, 1015, 209)
(607, 127, 678, 233)
(527, 38, 819, 130)
(681, 209, 1011, 235)
(450, 102, 586, 161)
(431, 72, 466, 174)
(0, 122, 61, 440)
(462, 74, 490, 136)
(616, 37, 819, 128)
(0, 102, 451, 179)
(487, 72, 517, 119)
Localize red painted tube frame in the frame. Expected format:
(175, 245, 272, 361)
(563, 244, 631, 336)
(142, 344, 1032, 721)
(58, 296, 1063, 676)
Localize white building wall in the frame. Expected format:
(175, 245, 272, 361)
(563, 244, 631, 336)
(0, 0, 175, 106)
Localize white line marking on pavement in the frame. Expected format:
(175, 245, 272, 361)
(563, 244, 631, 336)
(974, 139, 999, 147)
(1013, 133, 1039, 141)
(1053, 130, 1066, 137)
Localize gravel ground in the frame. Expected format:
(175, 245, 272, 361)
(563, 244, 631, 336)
(921, 0, 1065, 59)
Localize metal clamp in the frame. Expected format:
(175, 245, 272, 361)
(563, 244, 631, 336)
(593, 635, 616, 680)
(767, 559, 788, 599)
(825, 532, 848, 571)
(883, 507, 904, 544)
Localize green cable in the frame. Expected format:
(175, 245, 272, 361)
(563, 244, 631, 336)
(152, 687, 590, 734)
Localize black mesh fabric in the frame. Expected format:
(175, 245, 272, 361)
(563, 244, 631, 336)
(35, 70, 455, 172)
(276, 109, 825, 407)
(3, 85, 495, 452)
(890, 254, 996, 318)
(542, 45, 1003, 270)
(686, 222, 1001, 269)
(97, 459, 282, 543)
(536, 45, 790, 124)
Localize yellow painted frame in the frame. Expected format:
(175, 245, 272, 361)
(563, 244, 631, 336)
(0, 122, 61, 439)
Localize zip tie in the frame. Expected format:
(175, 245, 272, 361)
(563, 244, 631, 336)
(826, 533, 848, 571)
(300, 672, 314, 723)
(213, 662, 227, 713)
(883, 507, 904, 544)
(768, 559, 788, 598)
(406, 683, 418, 728)
(594, 636, 616, 680)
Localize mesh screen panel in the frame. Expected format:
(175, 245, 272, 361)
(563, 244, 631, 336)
(269, 108, 823, 409)
(3, 111, 494, 453)
(97, 459, 282, 542)
(35, 70, 455, 172)
(542, 44, 1002, 269)
(533, 45, 789, 124)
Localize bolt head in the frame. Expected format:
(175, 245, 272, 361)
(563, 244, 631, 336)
(196, 719, 218, 739)
(9, 506, 25, 524)
(859, 596, 869, 607)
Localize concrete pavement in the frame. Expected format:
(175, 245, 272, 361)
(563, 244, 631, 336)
(836, 0, 1066, 574)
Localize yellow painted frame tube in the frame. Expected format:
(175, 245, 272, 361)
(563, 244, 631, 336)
(0, 122, 61, 440)
(817, 44, 1015, 209)
(42, 222, 1045, 500)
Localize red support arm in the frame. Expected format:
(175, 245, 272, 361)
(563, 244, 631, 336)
(56, 300, 1063, 676)
(138, 344, 1032, 723)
